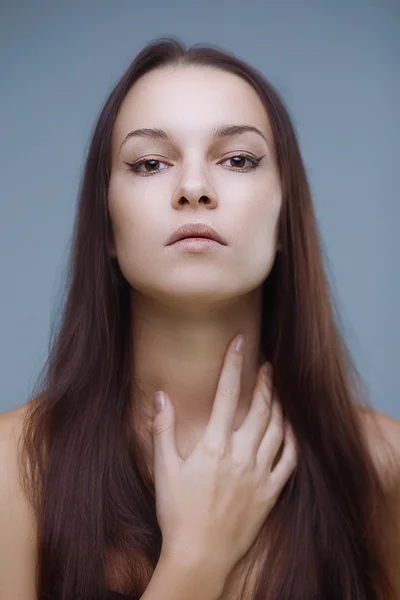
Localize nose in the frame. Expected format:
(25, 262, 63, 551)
(174, 194, 216, 208)
(171, 167, 218, 210)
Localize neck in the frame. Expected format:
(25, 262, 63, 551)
(130, 288, 264, 462)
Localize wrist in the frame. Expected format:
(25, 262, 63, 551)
(157, 546, 226, 599)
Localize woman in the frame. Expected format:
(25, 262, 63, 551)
(0, 37, 399, 600)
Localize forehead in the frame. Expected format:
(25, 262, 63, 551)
(111, 65, 273, 152)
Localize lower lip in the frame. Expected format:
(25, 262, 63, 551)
(170, 237, 223, 251)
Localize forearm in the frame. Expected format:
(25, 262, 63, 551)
(141, 551, 225, 600)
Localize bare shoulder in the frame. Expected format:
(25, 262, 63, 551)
(357, 406, 400, 491)
(0, 402, 32, 498)
(358, 406, 400, 597)
(0, 402, 38, 598)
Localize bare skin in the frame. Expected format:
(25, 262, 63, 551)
(108, 65, 281, 444)
(0, 396, 399, 599)
(105, 66, 400, 594)
(1, 66, 399, 598)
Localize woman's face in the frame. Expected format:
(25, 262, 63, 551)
(109, 65, 282, 310)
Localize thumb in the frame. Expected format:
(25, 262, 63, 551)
(153, 391, 178, 469)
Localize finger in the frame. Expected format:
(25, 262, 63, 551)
(269, 424, 298, 491)
(153, 392, 180, 474)
(233, 363, 273, 460)
(203, 334, 244, 444)
(255, 396, 285, 471)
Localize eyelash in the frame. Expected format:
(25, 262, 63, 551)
(124, 154, 265, 177)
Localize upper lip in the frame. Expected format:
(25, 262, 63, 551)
(166, 223, 228, 246)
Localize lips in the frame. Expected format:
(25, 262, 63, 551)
(166, 223, 227, 246)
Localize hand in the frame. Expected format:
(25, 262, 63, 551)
(152, 335, 297, 582)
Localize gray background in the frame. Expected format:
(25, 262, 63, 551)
(0, 0, 398, 418)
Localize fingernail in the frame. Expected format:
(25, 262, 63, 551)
(235, 335, 244, 354)
(155, 391, 165, 412)
(262, 363, 272, 379)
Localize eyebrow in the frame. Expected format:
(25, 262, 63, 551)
(118, 123, 269, 154)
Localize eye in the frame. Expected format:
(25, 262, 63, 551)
(127, 159, 169, 175)
(220, 154, 263, 171)
(125, 153, 265, 177)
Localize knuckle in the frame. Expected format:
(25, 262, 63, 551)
(153, 420, 170, 437)
(202, 436, 228, 459)
(220, 386, 237, 401)
(232, 455, 251, 475)
(253, 395, 271, 419)
(231, 444, 254, 471)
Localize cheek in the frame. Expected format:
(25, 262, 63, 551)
(109, 179, 154, 247)
(108, 183, 172, 290)
(234, 188, 281, 274)
(237, 185, 281, 246)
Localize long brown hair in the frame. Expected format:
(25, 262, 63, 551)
(20, 37, 393, 599)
